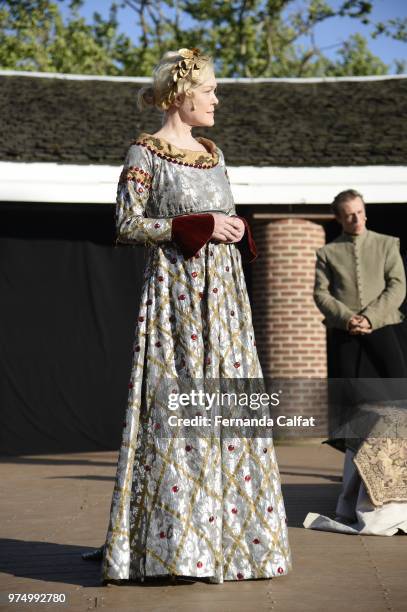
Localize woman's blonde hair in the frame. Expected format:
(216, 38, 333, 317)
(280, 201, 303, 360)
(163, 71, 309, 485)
(137, 48, 214, 112)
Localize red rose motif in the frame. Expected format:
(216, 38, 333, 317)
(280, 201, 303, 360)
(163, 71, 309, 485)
(172, 485, 179, 493)
(212, 287, 218, 293)
(244, 475, 251, 482)
(146, 299, 152, 305)
(159, 531, 166, 539)
(191, 334, 197, 341)
(277, 567, 284, 575)
(230, 310, 235, 316)
(178, 294, 186, 300)
(196, 561, 203, 568)
(155, 341, 161, 348)
(263, 448, 267, 453)
(231, 507, 238, 514)
(191, 271, 198, 278)
(154, 223, 161, 228)
(185, 445, 192, 452)
(154, 423, 161, 430)
(209, 516, 215, 523)
(267, 505, 273, 512)
(237, 572, 244, 580)
(234, 362, 240, 368)
(226, 266, 230, 272)
(137, 188, 143, 193)
(253, 538, 260, 544)
(138, 316, 144, 322)
(158, 276, 164, 282)
(228, 445, 235, 451)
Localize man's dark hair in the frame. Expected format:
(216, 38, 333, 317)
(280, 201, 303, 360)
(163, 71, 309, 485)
(332, 189, 365, 216)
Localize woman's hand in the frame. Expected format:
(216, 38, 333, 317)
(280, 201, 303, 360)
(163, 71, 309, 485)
(211, 214, 245, 243)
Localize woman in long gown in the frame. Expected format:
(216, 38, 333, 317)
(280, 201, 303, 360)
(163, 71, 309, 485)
(101, 48, 291, 584)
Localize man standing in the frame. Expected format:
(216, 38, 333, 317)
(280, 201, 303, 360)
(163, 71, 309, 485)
(314, 188, 407, 379)
(303, 190, 407, 534)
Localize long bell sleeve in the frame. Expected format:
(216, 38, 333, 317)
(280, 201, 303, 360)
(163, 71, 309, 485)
(115, 144, 173, 246)
(115, 144, 215, 255)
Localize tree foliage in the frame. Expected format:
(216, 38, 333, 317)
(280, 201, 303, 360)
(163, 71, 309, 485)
(0, 0, 404, 76)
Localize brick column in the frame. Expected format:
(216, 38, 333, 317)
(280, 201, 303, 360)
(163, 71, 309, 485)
(251, 218, 327, 437)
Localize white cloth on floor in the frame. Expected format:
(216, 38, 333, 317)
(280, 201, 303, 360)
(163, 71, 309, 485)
(303, 449, 407, 535)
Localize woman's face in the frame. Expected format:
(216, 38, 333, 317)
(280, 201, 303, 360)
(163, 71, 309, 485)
(177, 70, 219, 127)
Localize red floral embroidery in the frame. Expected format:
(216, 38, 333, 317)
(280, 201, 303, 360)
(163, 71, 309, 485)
(155, 341, 161, 347)
(196, 561, 203, 568)
(154, 223, 161, 228)
(244, 475, 251, 482)
(237, 572, 244, 580)
(120, 165, 153, 188)
(191, 334, 197, 341)
(185, 445, 192, 452)
(209, 516, 215, 522)
(158, 275, 164, 282)
(159, 531, 166, 539)
(278, 567, 284, 575)
(172, 485, 179, 493)
(267, 505, 273, 512)
(231, 507, 238, 514)
(228, 444, 235, 451)
(146, 299, 152, 305)
(191, 271, 198, 278)
(263, 448, 267, 453)
(212, 287, 218, 293)
(253, 538, 260, 544)
(138, 316, 144, 322)
(234, 362, 240, 368)
(178, 294, 186, 300)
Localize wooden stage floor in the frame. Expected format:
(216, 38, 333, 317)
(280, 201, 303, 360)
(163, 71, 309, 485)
(1, 444, 406, 611)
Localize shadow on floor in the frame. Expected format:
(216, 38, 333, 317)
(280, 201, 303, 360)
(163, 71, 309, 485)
(281, 483, 341, 527)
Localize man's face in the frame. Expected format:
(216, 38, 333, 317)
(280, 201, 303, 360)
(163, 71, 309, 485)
(336, 197, 366, 235)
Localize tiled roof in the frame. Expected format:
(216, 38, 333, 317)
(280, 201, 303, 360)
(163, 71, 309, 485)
(1, 73, 406, 166)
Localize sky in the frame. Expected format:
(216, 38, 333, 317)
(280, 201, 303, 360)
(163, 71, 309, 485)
(63, 0, 407, 73)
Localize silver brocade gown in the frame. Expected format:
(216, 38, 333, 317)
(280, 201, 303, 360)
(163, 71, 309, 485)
(101, 132, 292, 584)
